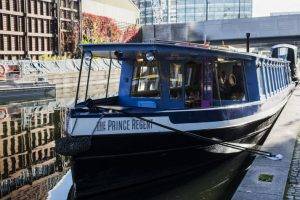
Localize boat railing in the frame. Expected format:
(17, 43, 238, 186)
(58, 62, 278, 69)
(150, 39, 242, 53)
(149, 40, 294, 62)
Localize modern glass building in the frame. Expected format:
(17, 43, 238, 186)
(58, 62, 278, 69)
(134, 0, 252, 25)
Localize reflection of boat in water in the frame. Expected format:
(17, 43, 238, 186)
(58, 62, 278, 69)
(58, 42, 298, 197)
(0, 64, 56, 103)
(75, 152, 253, 200)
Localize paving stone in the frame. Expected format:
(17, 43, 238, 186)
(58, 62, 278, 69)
(285, 134, 300, 199)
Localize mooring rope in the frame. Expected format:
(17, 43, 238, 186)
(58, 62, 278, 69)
(96, 106, 282, 160)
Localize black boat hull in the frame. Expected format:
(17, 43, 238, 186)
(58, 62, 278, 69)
(71, 109, 280, 198)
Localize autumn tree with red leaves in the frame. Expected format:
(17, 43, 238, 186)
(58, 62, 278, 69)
(82, 13, 140, 44)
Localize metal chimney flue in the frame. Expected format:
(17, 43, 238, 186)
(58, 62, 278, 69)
(246, 33, 250, 53)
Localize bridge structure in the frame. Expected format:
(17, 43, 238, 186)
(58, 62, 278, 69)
(141, 14, 300, 51)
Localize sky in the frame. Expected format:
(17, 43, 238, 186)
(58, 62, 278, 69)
(253, 0, 300, 17)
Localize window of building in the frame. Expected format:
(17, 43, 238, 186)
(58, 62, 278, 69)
(131, 61, 160, 98)
(10, 138, 15, 154)
(41, 38, 44, 51)
(0, 0, 2, 9)
(38, 131, 42, 145)
(0, 35, 3, 50)
(169, 63, 183, 99)
(38, 150, 42, 160)
(40, 1, 43, 15)
(6, 0, 10, 11)
(34, 0, 37, 14)
(3, 139, 8, 156)
(14, 16, 18, 31)
(13, 0, 18, 11)
(47, 37, 51, 51)
(46, 2, 50, 16)
(41, 19, 44, 33)
(7, 36, 12, 51)
(43, 113, 47, 123)
(46, 20, 50, 33)
(20, 16, 24, 31)
(7, 15, 11, 31)
(35, 37, 38, 51)
(35, 18, 38, 32)
(29, 36, 32, 51)
(17, 136, 22, 153)
(15, 36, 19, 50)
(28, 0, 31, 13)
(20, 0, 24, 12)
(0, 14, 3, 30)
(44, 148, 48, 156)
(32, 152, 36, 162)
(28, 17, 32, 32)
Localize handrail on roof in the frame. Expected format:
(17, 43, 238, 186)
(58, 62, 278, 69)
(150, 39, 243, 53)
(150, 39, 210, 48)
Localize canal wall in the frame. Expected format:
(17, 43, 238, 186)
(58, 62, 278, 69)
(0, 59, 121, 100)
(232, 86, 300, 200)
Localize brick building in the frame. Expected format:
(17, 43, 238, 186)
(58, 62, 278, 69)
(0, 0, 81, 60)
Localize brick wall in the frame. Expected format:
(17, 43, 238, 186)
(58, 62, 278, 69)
(0, 0, 81, 60)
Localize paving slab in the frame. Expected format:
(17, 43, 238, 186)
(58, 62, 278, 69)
(232, 86, 300, 200)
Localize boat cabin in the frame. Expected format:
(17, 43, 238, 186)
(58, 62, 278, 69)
(271, 44, 300, 82)
(77, 43, 292, 110)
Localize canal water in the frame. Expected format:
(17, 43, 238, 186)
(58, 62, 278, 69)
(0, 95, 255, 200)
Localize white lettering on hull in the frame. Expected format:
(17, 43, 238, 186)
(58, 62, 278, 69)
(96, 119, 153, 132)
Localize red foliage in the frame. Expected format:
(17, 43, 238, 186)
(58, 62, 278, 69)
(82, 13, 140, 43)
(62, 21, 80, 54)
(122, 25, 140, 42)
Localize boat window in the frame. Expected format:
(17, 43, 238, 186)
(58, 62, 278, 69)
(214, 59, 246, 101)
(131, 61, 160, 98)
(169, 63, 183, 99)
(185, 62, 202, 108)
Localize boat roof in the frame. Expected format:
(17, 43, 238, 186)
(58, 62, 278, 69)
(80, 42, 288, 63)
(271, 44, 298, 51)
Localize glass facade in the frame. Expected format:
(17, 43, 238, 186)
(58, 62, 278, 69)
(134, 0, 252, 25)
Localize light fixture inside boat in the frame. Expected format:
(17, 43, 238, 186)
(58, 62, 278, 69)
(114, 51, 123, 60)
(145, 51, 155, 61)
(217, 57, 225, 62)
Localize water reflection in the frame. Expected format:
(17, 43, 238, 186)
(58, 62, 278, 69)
(0, 99, 70, 199)
(78, 152, 253, 200)
(0, 96, 256, 200)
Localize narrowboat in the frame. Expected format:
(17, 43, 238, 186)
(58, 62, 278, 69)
(57, 42, 298, 197)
